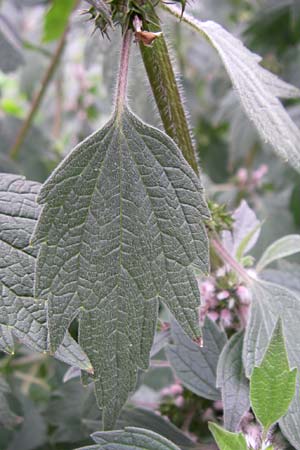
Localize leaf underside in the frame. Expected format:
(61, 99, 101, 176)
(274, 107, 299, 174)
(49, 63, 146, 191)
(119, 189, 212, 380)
(166, 317, 227, 400)
(0, 173, 92, 372)
(34, 107, 209, 429)
(169, 4, 300, 171)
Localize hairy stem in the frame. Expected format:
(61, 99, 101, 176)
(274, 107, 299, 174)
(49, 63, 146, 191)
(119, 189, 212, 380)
(211, 235, 253, 284)
(139, 13, 199, 174)
(9, 2, 79, 160)
(115, 29, 132, 116)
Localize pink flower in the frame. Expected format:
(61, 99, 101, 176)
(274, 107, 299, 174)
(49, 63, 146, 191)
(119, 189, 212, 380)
(169, 383, 183, 396)
(207, 311, 219, 322)
(236, 168, 248, 185)
(220, 309, 232, 327)
(236, 285, 252, 304)
(199, 280, 215, 299)
(174, 395, 185, 407)
(217, 290, 230, 301)
(252, 164, 268, 185)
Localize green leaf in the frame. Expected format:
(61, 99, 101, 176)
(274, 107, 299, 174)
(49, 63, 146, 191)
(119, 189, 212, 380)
(256, 235, 300, 272)
(250, 320, 297, 431)
(164, 4, 300, 172)
(43, 0, 76, 42)
(208, 422, 247, 450)
(166, 317, 227, 400)
(0, 173, 92, 373)
(0, 17, 24, 73)
(243, 281, 300, 450)
(77, 427, 181, 450)
(217, 332, 250, 432)
(34, 106, 209, 429)
(0, 377, 23, 428)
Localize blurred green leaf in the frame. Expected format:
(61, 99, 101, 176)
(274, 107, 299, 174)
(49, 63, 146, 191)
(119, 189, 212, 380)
(257, 235, 300, 272)
(43, 0, 76, 42)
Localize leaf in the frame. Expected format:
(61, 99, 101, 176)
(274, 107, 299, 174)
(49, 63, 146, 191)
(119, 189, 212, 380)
(0, 377, 23, 428)
(166, 317, 227, 400)
(33, 106, 210, 429)
(0, 173, 92, 373)
(222, 200, 260, 259)
(150, 329, 171, 358)
(0, 117, 58, 182)
(77, 427, 181, 450)
(250, 320, 297, 431)
(165, 4, 300, 172)
(0, 16, 24, 73)
(243, 280, 300, 377)
(43, 0, 76, 42)
(256, 235, 300, 272)
(217, 332, 250, 432)
(280, 375, 300, 450)
(208, 422, 248, 450)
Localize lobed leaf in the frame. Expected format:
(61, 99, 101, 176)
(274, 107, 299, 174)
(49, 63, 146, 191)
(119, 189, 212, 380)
(250, 320, 297, 431)
(217, 331, 250, 432)
(280, 375, 300, 450)
(33, 107, 209, 429)
(0, 173, 92, 372)
(164, 4, 300, 172)
(166, 317, 227, 400)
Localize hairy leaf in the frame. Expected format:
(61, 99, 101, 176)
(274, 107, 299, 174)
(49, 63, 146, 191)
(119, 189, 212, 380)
(164, 4, 300, 171)
(208, 422, 247, 450)
(0, 173, 92, 372)
(0, 16, 24, 73)
(217, 331, 250, 432)
(166, 317, 227, 400)
(280, 376, 300, 450)
(77, 427, 181, 450)
(250, 320, 297, 431)
(43, 0, 76, 42)
(0, 377, 23, 428)
(34, 106, 209, 428)
(257, 235, 300, 272)
(243, 280, 300, 377)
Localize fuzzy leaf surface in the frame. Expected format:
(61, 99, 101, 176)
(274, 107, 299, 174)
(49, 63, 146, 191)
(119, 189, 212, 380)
(0, 173, 92, 372)
(257, 235, 300, 272)
(250, 320, 296, 431)
(166, 4, 300, 171)
(217, 331, 250, 432)
(243, 280, 300, 377)
(280, 376, 300, 450)
(78, 427, 181, 450)
(34, 107, 209, 429)
(166, 317, 227, 400)
(208, 422, 247, 450)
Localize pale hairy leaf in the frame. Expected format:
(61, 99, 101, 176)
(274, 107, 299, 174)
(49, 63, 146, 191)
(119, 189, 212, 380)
(243, 280, 300, 377)
(164, 4, 300, 171)
(217, 331, 250, 432)
(33, 107, 209, 429)
(166, 317, 227, 400)
(280, 376, 300, 450)
(0, 377, 23, 428)
(257, 235, 300, 272)
(77, 427, 181, 450)
(0, 173, 92, 372)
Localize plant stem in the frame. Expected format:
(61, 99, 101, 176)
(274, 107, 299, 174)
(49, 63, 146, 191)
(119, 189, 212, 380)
(211, 235, 253, 285)
(9, 2, 79, 160)
(139, 13, 199, 174)
(115, 29, 132, 116)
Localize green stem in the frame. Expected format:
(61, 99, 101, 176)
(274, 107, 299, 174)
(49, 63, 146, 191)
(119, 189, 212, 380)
(139, 12, 199, 174)
(9, 1, 79, 160)
(115, 29, 132, 117)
